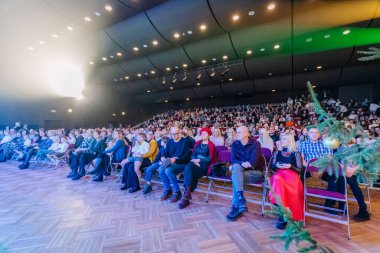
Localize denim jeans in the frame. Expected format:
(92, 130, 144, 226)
(145, 162, 161, 182)
(158, 163, 186, 192)
(231, 163, 264, 206)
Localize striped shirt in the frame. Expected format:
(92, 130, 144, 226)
(298, 140, 333, 163)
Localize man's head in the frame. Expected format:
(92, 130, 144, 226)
(308, 127, 320, 142)
(170, 127, 181, 141)
(236, 126, 250, 142)
(146, 131, 154, 142)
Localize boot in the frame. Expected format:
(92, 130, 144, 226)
(128, 186, 141, 193)
(92, 175, 103, 182)
(178, 186, 191, 209)
(353, 206, 370, 221)
(237, 191, 248, 213)
(20, 162, 29, 170)
(276, 215, 288, 230)
(142, 184, 153, 195)
(160, 189, 173, 201)
(170, 190, 182, 203)
(226, 205, 242, 221)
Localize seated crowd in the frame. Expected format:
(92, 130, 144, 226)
(1, 95, 379, 230)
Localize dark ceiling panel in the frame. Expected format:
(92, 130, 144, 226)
(340, 63, 380, 84)
(148, 47, 195, 72)
(245, 55, 292, 78)
(221, 80, 254, 96)
(119, 57, 158, 78)
(254, 76, 292, 92)
(147, 0, 223, 44)
(168, 88, 197, 101)
(293, 69, 341, 89)
(119, 0, 168, 11)
(84, 31, 125, 63)
(149, 91, 172, 103)
(193, 86, 223, 99)
(93, 64, 126, 83)
(105, 13, 171, 56)
(184, 33, 237, 65)
(209, 0, 291, 32)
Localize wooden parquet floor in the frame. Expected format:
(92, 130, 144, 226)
(0, 162, 379, 253)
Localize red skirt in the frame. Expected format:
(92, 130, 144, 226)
(269, 169, 304, 221)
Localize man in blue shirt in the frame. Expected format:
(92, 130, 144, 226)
(226, 126, 263, 221)
(158, 127, 190, 203)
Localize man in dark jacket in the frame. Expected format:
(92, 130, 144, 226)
(226, 126, 263, 221)
(19, 130, 52, 169)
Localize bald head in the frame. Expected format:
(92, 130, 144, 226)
(170, 126, 181, 141)
(236, 126, 250, 142)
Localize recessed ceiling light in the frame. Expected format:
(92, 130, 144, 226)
(89, 61, 94, 65)
(304, 68, 308, 71)
(229, 78, 233, 81)
(187, 30, 192, 34)
(272, 89, 276, 92)
(68, 108, 73, 113)
(200, 24, 207, 30)
(27, 46, 34, 51)
(343, 29, 350, 35)
(102, 57, 107, 61)
(182, 32, 186, 36)
(125, 76, 129, 80)
(105, 5, 113, 11)
(133, 47, 139, 51)
(316, 65, 322, 69)
(147, 90, 151, 93)
(84, 17, 91, 22)
(121, 112, 125, 115)
(151, 70, 155, 74)
(119, 78, 123, 80)
(186, 98, 190, 101)
(268, 73, 273, 76)
(248, 11, 255, 16)
(66, 26, 73, 31)
(268, 3, 276, 10)
(274, 44, 280, 49)
(39, 40, 45, 45)
(312, 85, 316, 88)
(152, 40, 158, 45)
(143, 44, 148, 48)
(137, 73, 142, 77)
(246, 50, 252, 55)
(112, 113, 116, 116)
(170, 86, 174, 90)
(232, 14, 240, 21)
(116, 52, 122, 57)
(306, 38, 312, 42)
(210, 95, 214, 98)
(174, 33, 180, 38)
(324, 34, 331, 39)
(166, 67, 171, 71)
(201, 59, 207, 64)
(223, 55, 228, 60)
(183, 63, 188, 68)
(94, 11, 101, 16)
(260, 48, 265, 52)
(51, 34, 59, 38)
(114, 78, 118, 81)
(109, 55, 114, 59)
(197, 82, 201, 86)
(165, 100, 168, 103)
(212, 58, 217, 61)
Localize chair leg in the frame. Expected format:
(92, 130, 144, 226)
(366, 185, 371, 214)
(346, 199, 351, 240)
(261, 186, 267, 216)
(205, 179, 213, 203)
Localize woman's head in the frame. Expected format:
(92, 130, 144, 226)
(200, 128, 212, 141)
(279, 134, 297, 152)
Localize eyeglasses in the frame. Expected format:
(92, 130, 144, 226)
(170, 132, 180, 135)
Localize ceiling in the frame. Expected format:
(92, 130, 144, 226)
(1, 0, 380, 104)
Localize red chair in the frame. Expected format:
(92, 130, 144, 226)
(304, 158, 351, 239)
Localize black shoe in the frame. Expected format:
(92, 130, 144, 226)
(226, 205, 243, 221)
(18, 163, 25, 168)
(276, 216, 288, 230)
(88, 169, 97, 175)
(19, 163, 29, 170)
(353, 210, 370, 221)
(128, 187, 141, 193)
(169, 191, 182, 203)
(160, 189, 173, 201)
(142, 184, 152, 195)
(71, 174, 84, 180)
(92, 176, 103, 182)
(120, 185, 130, 191)
(237, 191, 248, 213)
(104, 172, 111, 176)
(66, 171, 75, 178)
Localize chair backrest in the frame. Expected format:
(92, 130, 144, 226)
(218, 150, 231, 163)
(125, 145, 131, 158)
(261, 148, 272, 162)
(306, 158, 344, 176)
(216, 145, 228, 154)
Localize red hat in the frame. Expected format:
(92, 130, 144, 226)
(200, 128, 212, 136)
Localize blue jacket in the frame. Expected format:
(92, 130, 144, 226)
(103, 139, 127, 162)
(163, 137, 190, 164)
(153, 146, 167, 164)
(39, 137, 52, 150)
(231, 138, 263, 170)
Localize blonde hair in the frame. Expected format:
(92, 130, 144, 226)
(278, 133, 297, 153)
(258, 128, 274, 151)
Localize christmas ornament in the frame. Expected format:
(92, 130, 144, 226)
(323, 137, 340, 149)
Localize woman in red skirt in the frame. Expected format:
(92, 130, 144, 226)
(269, 133, 304, 229)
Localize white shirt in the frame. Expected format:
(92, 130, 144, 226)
(48, 143, 60, 151)
(56, 142, 69, 153)
(132, 141, 150, 155)
(210, 136, 225, 146)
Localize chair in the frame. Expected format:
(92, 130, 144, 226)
(303, 158, 351, 239)
(114, 145, 132, 183)
(215, 145, 228, 154)
(261, 148, 272, 163)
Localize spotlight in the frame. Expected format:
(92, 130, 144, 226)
(161, 77, 166, 85)
(182, 72, 188, 83)
(220, 64, 230, 77)
(172, 74, 177, 84)
(196, 71, 202, 80)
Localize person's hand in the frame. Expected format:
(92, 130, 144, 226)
(161, 157, 166, 163)
(242, 161, 251, 169)
(346, 165, 359, 178)
(120, 159, 128, 167)
(191, 159, 201, 163)
(170, 158, 176, 164)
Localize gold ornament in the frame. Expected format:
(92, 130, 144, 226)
(323, 137, 340, 150)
